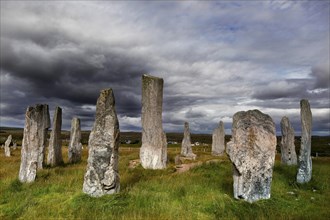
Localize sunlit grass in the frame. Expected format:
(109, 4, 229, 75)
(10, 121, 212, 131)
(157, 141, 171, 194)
(1, 145, 330, 219)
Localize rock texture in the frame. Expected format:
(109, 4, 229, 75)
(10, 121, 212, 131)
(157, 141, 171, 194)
(4, 135, 12, 157)
(140, 74, 167, 169)
(297, 99, 312, 183)
(83, 89, 120, 197)
(19, 104, 50, 183)
(280, 116, 297, 165)
(47, 106, 63, 166)
(38, 104, 51, 169)
(212, 121, 225, 156)
(226, 110, 277, 203)
(181, 122, 196, 159)
(68, 117, 82, 163)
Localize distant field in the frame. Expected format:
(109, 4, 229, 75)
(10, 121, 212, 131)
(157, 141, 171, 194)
(1, 143, 330, 219)
(1, 127, 329, 157)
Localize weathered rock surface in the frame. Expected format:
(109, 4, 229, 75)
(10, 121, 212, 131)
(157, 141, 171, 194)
(4, 135, 12, 157)
(47, 106, 63, 166)
(38, 104, 51, 169)
(68, 117, 82, 163)
(83, 89, 120, 197)
(212, 121, 225, 156)
(226, 110, 277, 203)
(19, 104, 50, 183)
(297, 99, 312, 183)
(280, 116, 297, 165)
(140, 74, 167, 169)
(181, 122, 196, 159)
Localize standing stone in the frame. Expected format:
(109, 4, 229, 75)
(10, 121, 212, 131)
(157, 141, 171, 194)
(13, 142, 17, 150)
(68, 117, 82, 163)
(47, 106, 63, 166)
(38, 104, 51, 169)
(181, 122, 196, 159)
(140, 74, 167, 169)
(280, 116, 297, 165)
(226, 110, 276, 203)
(4, 135, 12, 157)
(212, 121, 225, 156)
(297, 99, 312, 183)
(83, 89, 120, 197)
(19, 104, 50, 183)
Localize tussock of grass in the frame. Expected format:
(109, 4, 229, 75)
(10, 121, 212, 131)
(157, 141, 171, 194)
(1, 146, 330, 219)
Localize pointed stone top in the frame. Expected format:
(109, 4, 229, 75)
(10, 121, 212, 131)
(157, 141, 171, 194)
(97, 88, 115, 106)
(184, 121, 189, 127)
(300, 99, 310, 108)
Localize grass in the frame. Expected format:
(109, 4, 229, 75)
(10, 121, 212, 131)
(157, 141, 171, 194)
(1, 144, 330, 219)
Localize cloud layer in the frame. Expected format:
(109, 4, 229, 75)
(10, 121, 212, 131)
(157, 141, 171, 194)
(1, 1, 329, 135)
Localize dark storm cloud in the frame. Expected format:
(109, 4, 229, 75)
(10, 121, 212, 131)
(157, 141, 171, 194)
(252, 79, 310, 100)
(1, 1, 329, 135)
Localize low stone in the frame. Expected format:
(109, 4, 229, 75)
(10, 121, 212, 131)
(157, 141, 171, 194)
(174, 155, 182, 165)
(297, 99, 312, 183)
(4, 135, 12, 157)
(68, 117, 82, 163)
(226, 110, 276, 203)
(181, 122, 196, 159)
(212, 121, 225, 156)
(280, 116, 297, 165)
(83, 89, 120, 197)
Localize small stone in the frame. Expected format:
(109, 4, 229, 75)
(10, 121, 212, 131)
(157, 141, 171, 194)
(140, 74, 167, 169)
(181, 122, 196, 159)
(68, 117, 82, 163)
(280, 116, 297, 165)
(174, 155, 182, 165)
(4, 135, 12, 157)
(296, 99, 312, 183)
(47, 106, 63, 166)
(83, 89, 120, 197)
(226, 110, 277, 203)
(212, 121, 225, 156)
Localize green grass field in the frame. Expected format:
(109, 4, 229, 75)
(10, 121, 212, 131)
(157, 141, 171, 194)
(1, 144, 330, 219)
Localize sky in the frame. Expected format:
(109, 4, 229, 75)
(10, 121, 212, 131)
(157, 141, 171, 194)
(0, 1, 329, 136)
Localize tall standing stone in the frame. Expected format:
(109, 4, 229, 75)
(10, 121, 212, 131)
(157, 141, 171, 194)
(212, 121, 225, 156)
(4, 135, 12, 157)
(47, 106, 63, 166)
(181, 122, 196, 159)
(68, 117, 82, 163)
(226, 110, 276, 203)
(38, 104, 51, 169)
(140, 74, 167, 169)
(19, 104, 50, 183)
(280, 116, 297, 165)
(297, 99, 312, 183)
(83, 89, 120, 197)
